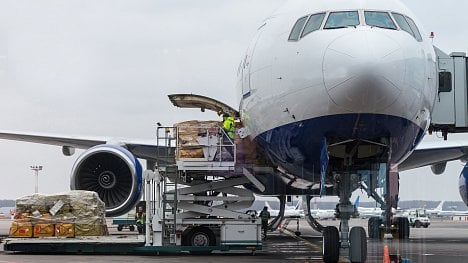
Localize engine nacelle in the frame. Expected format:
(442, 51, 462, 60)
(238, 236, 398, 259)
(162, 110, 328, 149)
(70, 145, 143, 217)
(430, 162, 447, 175)
(459, 163, 468, 206)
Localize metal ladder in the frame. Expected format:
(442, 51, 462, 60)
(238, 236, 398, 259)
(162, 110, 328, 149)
(155, 127, 179, 245)
(161, 166, 178, 245)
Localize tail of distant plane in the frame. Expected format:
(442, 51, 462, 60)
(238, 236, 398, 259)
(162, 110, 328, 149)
(354, 196, 360, 209)
(264, 201, 272, 210)
(436, 200, 444, 211)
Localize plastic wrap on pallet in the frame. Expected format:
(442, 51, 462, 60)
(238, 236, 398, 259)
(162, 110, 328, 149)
(16, 191, 105, 216)
(174, 120, 221, 158)
(12, 191, 107, 237)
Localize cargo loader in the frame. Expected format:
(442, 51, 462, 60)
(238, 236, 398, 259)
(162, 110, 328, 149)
(3, 124, 263, 254)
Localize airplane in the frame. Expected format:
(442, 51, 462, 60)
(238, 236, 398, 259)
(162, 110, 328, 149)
(2, 0, 468, 262)
(424, 201, 468, 217)
(357, 206, 383, 218)
(425, 201, 445, 216)
(308, 196, 360, 220)
(261, 199, 304, 218)
(354, 196, 383, 218)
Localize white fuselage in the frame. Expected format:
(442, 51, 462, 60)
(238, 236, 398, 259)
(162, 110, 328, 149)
(236, 0, 437, 185)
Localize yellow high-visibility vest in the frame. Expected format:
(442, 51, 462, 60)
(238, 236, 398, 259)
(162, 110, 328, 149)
(223, 117, 235, 139)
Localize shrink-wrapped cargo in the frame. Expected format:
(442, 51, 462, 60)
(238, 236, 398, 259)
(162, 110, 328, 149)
(174, 120, 222, 159)
(11, 191, 107, 238)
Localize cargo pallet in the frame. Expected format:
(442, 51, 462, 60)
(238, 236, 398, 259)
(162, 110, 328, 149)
(3, 125, 263, 255)
(3, 236, 261, 254)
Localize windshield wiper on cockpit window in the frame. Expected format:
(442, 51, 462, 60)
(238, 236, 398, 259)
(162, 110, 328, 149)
(325, 26, 347, 29)
(324, 25, 356, 29)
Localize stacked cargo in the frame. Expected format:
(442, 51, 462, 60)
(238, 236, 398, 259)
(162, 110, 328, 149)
(9, 191, 108, 238)
(174, 120, 221, 158)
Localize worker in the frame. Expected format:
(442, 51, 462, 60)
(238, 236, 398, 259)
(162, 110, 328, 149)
(222, 113, 236, 140)
(135, 206, 146, 234)
(259, 206, 270, 239)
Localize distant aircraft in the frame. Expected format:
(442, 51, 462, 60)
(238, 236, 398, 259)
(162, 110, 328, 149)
(354, 197, 383, 218)
(425, 201, 445, 216)
(313, 209, 337, 220)
(425, 201, 468, 217)
(262, 199, 304, 219)
(2, 0, 468, 261)
(309, 197, 361, 220)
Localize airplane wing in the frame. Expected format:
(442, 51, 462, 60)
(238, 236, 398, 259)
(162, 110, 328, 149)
(1, 130, 468, 172)
(398, 140, 468, 171)
(0, 131, 169, 161)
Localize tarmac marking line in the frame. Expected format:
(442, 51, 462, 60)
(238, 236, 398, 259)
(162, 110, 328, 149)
(279, 227, 322, 251)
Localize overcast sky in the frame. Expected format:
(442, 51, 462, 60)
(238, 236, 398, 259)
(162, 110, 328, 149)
(0, 0, 468, 203)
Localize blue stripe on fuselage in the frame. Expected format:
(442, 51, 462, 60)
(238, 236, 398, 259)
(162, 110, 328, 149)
(255, 113, 425, 182)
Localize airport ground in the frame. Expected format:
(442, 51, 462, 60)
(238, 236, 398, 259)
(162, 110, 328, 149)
(1, 218, 468, 262)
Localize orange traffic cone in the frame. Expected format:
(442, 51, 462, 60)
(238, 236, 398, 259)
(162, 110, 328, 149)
(383, 245, 390, 263)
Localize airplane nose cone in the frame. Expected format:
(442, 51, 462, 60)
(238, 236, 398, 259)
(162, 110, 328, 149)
(323, 30, 404, 112)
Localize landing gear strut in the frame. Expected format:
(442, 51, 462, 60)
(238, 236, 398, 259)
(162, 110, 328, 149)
(320, 172, 367, 263)
(268, 195, 286, 231)
(334, 173, 367, 263)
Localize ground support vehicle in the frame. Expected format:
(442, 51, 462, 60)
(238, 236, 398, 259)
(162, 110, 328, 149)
(112, 217, 136, 232)
(4, 125, 263, 254)
(407, 209, 430, 228)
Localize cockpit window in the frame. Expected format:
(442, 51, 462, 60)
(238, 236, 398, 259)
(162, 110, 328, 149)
(392, 13, 413, 36)
(324, 11, 360, 29)
(288, 16, 308, 41)
(392, 13, 422, 42)
(301, 13, 326, 37)
(405, 16, 422, 42)
(364, 11, 397, 29)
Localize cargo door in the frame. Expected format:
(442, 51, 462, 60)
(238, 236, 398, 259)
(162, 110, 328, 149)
(168, 94, 239, 117)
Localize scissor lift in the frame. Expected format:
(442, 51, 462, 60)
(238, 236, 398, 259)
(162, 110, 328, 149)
(140, 125, 263, 253)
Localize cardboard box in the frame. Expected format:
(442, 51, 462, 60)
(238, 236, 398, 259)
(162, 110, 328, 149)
(55, 223, 75, 237)
(9, 221, 33, 238)
(75, 223, 102, 236)
(33, 223, 55, 237)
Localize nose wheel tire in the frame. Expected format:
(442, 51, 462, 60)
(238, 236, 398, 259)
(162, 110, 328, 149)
(349, 226, 367, 263)
(323, 226, 339, 263)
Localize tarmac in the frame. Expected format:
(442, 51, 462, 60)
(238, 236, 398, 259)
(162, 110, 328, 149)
(1, 218, 468, 262)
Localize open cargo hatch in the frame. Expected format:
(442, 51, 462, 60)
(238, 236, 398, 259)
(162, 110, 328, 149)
(168, 94, 239, 117)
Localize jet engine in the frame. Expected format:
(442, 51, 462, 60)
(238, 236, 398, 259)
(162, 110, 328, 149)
(70, 145, 143, 217)
(459, 163, 468, 206)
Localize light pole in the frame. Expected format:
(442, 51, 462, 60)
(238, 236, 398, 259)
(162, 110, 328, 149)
(30, 165, 43, 194)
